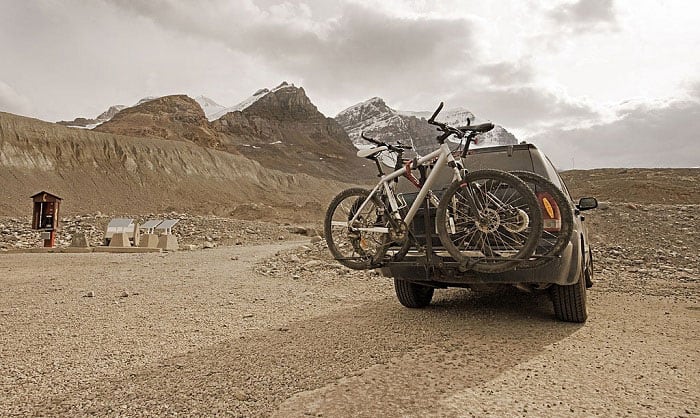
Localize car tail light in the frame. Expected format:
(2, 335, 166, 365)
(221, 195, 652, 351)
(537, 191, 561, 232)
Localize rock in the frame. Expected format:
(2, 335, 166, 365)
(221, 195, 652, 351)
(85, 291, 95, 298)
(232, 389, 248, 401)
(203, 242, 216, 249)
(231, 256, 239, 261)
(304, 228, 321, 237)
(286, 226, 307, 234)
(119, 291, 129, 298)
(242, 314, 254, 319)
(292, 274, 300, 280)
(303, 260, 324, 269)
(310, 236, 322, 244)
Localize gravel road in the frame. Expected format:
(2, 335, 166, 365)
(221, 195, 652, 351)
(1, 236, 698, 416)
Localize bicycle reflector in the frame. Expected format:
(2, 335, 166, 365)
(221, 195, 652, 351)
(537, 192, 561, 232)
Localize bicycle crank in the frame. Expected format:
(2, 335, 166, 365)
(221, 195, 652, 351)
(389, 219, 408, 242)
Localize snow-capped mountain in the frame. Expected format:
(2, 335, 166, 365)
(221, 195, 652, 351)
(335, 97, 518, 157)
(207, 82, 296, 121)
(57, 83, 304, 127)
(194, 95, 227, 121)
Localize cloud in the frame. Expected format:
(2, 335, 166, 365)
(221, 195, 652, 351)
(107, 1, 475, 113)
(548, 0, 618, 33)
(447, 85, 598, 133)
(0, 81, 32, 116)
(527, 98, 700, 169)
(113, 0, 604, 132)
(476, 61, 535, 85)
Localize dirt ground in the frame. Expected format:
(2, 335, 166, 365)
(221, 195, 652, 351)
(2, 168, 699, 416)
(1, 227, 698, 416)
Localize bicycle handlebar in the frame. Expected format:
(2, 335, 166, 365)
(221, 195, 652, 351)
(428, 102, 443, 124)
(427, 102, 494, 142)
(360, 132, 412, 153)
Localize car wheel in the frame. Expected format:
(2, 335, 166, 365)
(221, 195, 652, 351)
(550, 265, 588, 323)
(394, 279, 434, 308)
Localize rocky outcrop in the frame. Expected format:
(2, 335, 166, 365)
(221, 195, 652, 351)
(212, 84, 372, 180)
(94, 95, 225, 149)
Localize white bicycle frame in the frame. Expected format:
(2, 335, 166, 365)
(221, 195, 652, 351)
(339, 142, 462, 234)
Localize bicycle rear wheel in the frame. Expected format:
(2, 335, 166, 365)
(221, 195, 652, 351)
(436, 169, 543, 273)
(510, 171, 574, 268)
(324, 188, 389, 270)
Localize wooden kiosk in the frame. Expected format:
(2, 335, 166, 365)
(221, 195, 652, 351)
(31, 191, 62, 248)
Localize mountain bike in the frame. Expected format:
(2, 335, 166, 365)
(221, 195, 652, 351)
(324, 102, 543, 273)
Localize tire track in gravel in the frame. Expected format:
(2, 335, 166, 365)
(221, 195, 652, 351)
(274, 292, 700, 418)
(44, 291, 577, 416)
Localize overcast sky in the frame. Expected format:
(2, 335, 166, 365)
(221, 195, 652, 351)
(1, 0, 698, 169)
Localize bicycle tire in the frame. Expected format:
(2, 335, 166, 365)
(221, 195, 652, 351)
(436, 169, 543, 273)
(324, 188, 389, 270)
(510, 171, 575, 269)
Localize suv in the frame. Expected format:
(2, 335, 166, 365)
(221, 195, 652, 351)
(380, 143, 598, 323)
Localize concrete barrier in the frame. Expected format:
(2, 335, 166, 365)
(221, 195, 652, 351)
(139, 234, 159, 248)
(109, 232, 131, 247)
(70, 233, 90, 248)
(157, 235, 178, 251)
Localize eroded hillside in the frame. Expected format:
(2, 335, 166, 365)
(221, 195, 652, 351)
(0, 112, 350, 221)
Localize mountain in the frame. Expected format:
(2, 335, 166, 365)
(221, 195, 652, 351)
(195, 95, 227, 121)
(71, 84, 372, 181)
(0, 111, 348, 221)
(207, 88, 271, 121)
(211, 83, 371, 180)
(57, 95, 224, 129)
(56, 105, 127, 128)
(55, 95, 163, 129)
(94, 95, 224, 149)
(335, 97, 518, 156)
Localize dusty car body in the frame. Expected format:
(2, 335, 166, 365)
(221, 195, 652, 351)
(380, 143, 598, 322)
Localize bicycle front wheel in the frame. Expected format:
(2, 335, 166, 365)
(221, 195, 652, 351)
(436, 169, 543, 273)
(324, 188, 388, 270)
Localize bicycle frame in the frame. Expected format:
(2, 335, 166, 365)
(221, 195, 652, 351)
(343, 142, 462, 234)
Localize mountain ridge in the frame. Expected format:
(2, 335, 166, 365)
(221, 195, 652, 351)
(335, 97, 518, 156)
(0, 111, 351, 220)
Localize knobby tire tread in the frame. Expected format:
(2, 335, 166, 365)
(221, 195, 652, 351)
(510, 170, 575, 269)
(324, 188, 384, 270)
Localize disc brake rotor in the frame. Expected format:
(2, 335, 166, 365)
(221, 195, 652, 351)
(475, 208, 500, 233)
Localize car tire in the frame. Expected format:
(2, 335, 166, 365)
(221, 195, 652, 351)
(394, 279, 434, 308)
(550, 265, 588, 323)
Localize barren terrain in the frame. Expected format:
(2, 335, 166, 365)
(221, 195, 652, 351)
(1, 169, 699, 416)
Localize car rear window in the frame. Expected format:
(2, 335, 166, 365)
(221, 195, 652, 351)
(461, 147, 535, 172)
